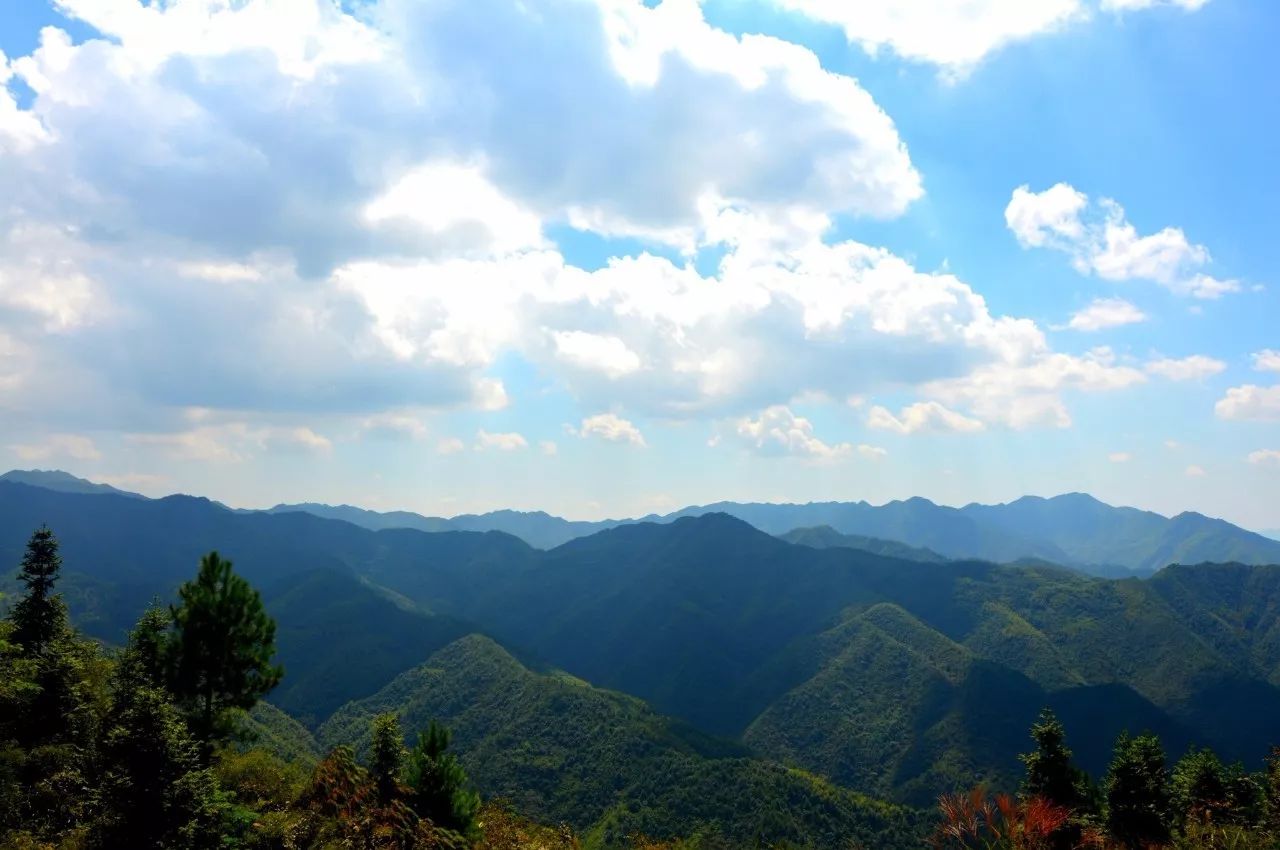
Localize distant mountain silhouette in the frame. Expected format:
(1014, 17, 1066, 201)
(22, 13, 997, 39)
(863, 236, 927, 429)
(17, 469, 1279, 575)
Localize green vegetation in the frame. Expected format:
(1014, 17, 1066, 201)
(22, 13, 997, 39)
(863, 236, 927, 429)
(168, 551, 284, 748)
(318, 633, 928, 848)
(935, 718, 1280, 850)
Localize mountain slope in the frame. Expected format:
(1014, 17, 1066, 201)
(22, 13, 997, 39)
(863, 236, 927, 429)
(742, 603, 1194, 805)
(262, 568, 479, 725)
(0, 469, 145, 499)
(779, 525, 947, 562)
(318, 634, 928, 849)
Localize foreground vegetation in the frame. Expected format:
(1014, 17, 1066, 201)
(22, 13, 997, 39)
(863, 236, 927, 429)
(935, 710, 1280, 849)
(0, 527, 519, 849)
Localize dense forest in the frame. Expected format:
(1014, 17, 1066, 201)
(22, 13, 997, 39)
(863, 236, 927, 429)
(5, 523, 1280, 848)
(3, 473, 1280, 848)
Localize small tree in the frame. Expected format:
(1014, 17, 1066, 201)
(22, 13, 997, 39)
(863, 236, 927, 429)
(405, 721, 480, 838)
(93, 682, 228, 849)
(10, 526, 68, 655)
(1172, 747, 1229, 826)
(1105, 732, 1171, 849)
(167, 552, 283, 749)
(1022, 709, 1085, 810)
(371, 712, 407, 807)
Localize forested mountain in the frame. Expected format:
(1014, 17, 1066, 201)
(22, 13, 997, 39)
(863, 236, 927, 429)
(318, 634, 928, 848)
(12, 470, 1280, 575)
(778, 525, 948, 562)
(277, 485, 1280, 575)
(5, 476, 1280, 821)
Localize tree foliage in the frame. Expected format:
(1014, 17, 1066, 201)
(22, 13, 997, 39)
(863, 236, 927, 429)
(167, 551, 284, 748)
(10, 525, 68, 655)
(405, 720, 482, 839)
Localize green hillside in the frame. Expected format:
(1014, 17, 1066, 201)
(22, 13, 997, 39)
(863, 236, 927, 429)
(319, 634, 929, 849)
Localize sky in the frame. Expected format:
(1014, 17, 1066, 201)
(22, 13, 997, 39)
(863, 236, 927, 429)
(0, 0, 1277, 528)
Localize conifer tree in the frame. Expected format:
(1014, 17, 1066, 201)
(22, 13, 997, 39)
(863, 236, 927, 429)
(1021, 708, 1083, 809)
(167, 551, 283, 750)
(1105, 732, 1171, 849)
(371, 712, 407, 806)
(10, 526, 68, 655)
(405, 720, 480, 838)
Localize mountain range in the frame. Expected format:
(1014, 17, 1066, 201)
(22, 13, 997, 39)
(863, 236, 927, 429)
(3, 470, 1280, 845)
(270, 491, 1280, 576)
(11, 469, 1278, 575)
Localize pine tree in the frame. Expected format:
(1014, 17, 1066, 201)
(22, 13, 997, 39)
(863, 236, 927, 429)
(371, 712, 407, 807)
(10, 526, 68, 655)
(167, 552, 283, 750)
(405, 721, 480, 838)
(93, 685, 228, 849)
(1172, 747, 1229, 826)
(1105, 732, 1171, 849)
(92, 608, 231, 849)
(1021, 708, 1082, 809)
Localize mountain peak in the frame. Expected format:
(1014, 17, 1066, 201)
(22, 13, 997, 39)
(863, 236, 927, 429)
(0, 469, 145, 499)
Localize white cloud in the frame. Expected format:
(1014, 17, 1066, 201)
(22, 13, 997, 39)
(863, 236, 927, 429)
(866, 401, 984, 434)
(1109, 451, 1132, 463)
(1216, 385, 1280, 422)
(1252, 350, 1280, 373)
(475, 429, 528, 451)
(0, 0, 1177, 458)
(578, 413, 647, 447)
(1006, 182, 1088, 249)
(435, 437, 466, 455)
(1248, 449, 1280, 468)
(1064, 298, 1146, 332)
(539, 440, 558, 456)
(923, 346, 1146, 429)
(553, 331, 642, 379)
(359, 411, 429, 441)
(730, 405, 882, 461)
(773, 0, 1209, 76)
(1145, 355, 1226, 381)
(1185, 464, 1206, 477)
(126, 422, 332, 463)
(363, 160, 545, 257)
(9, 432, 101, 462)
(1006, 185, 1239, 299)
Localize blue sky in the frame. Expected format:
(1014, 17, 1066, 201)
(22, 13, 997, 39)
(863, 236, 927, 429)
(0, 0, 1277, 528)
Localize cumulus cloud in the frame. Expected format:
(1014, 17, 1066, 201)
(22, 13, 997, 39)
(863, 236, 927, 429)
(0, 0, 1181, 471)
(475, 429, 528, 451)
(9, 432, 102, 462)
(1185, 464, 1206, 477)
(1216, 385, 1280, 421)
(1145, 355, 1226, 381)
(553, 331, 643, 379)
(1064, 298, 1146, 332)
(866, 401, 984, 434)
(1006, 184, 1239, 299)
(578, 413, 647, 447)
(1108, 451, 1132, 463)
(773, 0, 1209, 76)
(1252, 350, 1280, 373)
(1249, 449, 1280, 467)
(922, 346, 1145, 429)
(730, 405, 883, 461)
